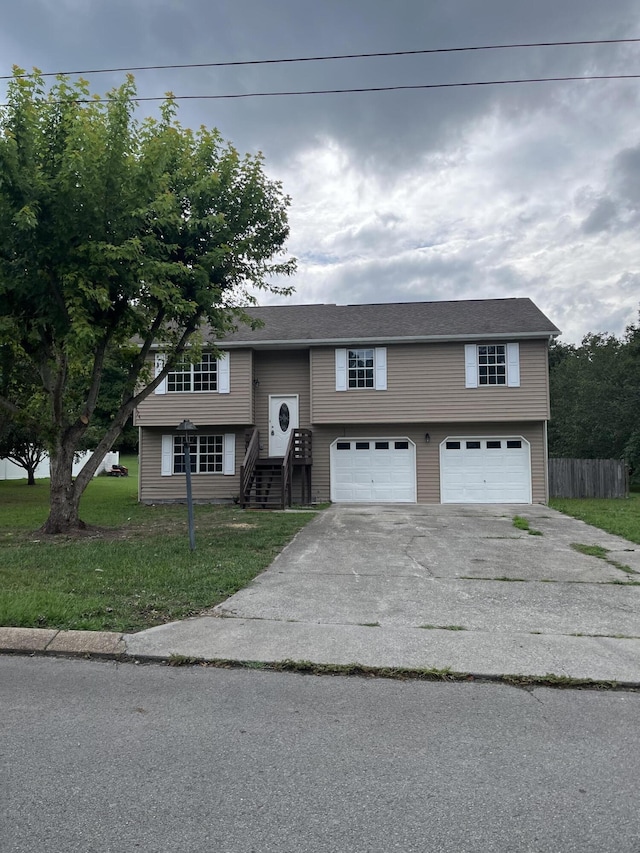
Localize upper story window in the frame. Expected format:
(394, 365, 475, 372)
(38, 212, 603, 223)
(465, 343, 520, 388)
(478, 344, 506, 385)
(348, 349, 374, 388)
(336, 347, 387, 391)
(168, 354, 217, 392)
(154, 352, 230, 395)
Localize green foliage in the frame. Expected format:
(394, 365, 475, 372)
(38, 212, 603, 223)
(0, 345, 48, 482)
(512, 515, 542, 536)
(570, 543, 609, 559)
(548, 321, 640, 479)
(76, 347, 139, 452)
(0, 69, 294, 531)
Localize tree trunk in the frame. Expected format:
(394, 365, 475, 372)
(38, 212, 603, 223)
(26, 466, 36, 486)
(41, 445, 84, 534)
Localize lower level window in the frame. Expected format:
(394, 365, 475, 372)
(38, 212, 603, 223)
(173, 435, 224, 473)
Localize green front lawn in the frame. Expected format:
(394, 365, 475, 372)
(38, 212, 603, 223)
(550, 494, 640, 544)
(0, 457, 316, 632)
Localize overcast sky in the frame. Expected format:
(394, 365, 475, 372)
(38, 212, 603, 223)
(3, 0, 640, 343)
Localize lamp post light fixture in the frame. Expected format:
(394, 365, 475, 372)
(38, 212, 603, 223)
(177, 419, 197, 551)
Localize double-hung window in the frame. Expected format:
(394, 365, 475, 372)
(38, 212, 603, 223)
(161, 432, 236, 476)
(348, 348, 374, 388)
(478, 344, 506, 385)
(154, 352, 230, 394)
(173, 435, 223, 473)
(168, 354, 217, 392)
(465, 343, 520, 388)
(335, 347, 387, 391)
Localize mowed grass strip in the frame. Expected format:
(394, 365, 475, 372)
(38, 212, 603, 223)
(550, 493, 640, 544)
(0, 457, 316, 632)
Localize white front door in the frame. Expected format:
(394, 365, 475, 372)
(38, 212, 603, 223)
(269, 395, 299, 457)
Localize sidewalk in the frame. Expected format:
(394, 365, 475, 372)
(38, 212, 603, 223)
(2, 618, 640, 686)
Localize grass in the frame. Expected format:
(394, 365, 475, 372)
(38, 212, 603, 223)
(512, 515, 543, 536)
(550, 494, 640, 544)
(570, 543, 609, 559)
(0, 456, 316, 632)
(570, 542, 637, 577)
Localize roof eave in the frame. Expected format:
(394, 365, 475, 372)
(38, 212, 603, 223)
(215, 330, 560, 348)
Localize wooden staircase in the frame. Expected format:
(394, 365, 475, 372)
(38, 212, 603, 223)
(240, 428, 312, 510)
(245, 457, 285, 509)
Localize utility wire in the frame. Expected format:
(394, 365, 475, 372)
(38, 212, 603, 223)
(55, 73, 640, 104)
(2, 37, 640, 80)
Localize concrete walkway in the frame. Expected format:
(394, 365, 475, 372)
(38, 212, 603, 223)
(3, 504, 640, 684)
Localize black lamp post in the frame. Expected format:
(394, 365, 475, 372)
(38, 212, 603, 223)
(177, 419, 197, 551)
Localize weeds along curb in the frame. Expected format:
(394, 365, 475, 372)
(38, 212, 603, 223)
(2, 647, 639, 691)
(155, 655, 640, 691)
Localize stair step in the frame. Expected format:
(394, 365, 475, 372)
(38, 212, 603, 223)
(241, 455, 288, 510)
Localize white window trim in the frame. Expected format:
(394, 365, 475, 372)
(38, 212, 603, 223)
(335, 347, 387, 391)
(160, 432, 235, 476)
(154, 352, 230, 395)
(464, 342, 520, 388)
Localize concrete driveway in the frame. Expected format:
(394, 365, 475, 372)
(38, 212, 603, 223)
(129, 504, 640, 682)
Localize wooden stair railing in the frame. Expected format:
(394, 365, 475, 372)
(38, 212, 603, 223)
(240, 428, 260, 508)
(241, 428, 313, 509)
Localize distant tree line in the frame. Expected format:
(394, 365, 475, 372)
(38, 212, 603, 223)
(548, 313, 640, 482)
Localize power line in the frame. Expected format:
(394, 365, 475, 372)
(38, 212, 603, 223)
(56, 73, 640, 104)
(3, 37, 639, 80)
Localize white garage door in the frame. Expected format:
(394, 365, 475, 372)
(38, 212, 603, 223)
(330, 438, 416, 502)
(440, 437, 531, 503)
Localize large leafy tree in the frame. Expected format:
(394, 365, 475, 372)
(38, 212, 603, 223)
(0, 420, 47, 486)
(549, 317, 640, 478)
(0, 345, 49, 485)
(0, 69, 294, 532)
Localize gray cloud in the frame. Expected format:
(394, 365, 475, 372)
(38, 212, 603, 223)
(2, 0, 640, 342)
(581, 197, 618, 233)
(3, 0, 639, 173)
(614, 145, 640, 210)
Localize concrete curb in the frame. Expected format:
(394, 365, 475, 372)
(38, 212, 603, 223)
(0, 627, 126, 658)
(1, 625, 639, 691)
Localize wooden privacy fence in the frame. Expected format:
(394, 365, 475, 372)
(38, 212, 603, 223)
(548, 458, 629, 499)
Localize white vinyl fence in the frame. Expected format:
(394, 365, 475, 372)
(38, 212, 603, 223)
(0, 451, 119, 481)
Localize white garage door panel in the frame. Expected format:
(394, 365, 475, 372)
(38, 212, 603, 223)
(331, 439, 416, 502)
(440, 438, 531, 503)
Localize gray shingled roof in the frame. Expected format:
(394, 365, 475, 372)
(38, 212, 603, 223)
(215, 298, 559, 346)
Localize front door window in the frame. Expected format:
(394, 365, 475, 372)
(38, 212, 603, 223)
(278, 403, 290, 432)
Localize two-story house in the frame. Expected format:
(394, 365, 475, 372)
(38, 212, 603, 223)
(134, 298, 560, 506)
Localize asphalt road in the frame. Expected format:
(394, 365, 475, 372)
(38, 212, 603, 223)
(2, 656, 640, 853)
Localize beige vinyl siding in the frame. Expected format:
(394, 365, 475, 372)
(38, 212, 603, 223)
(252, 349, 311, 438)
(308, 421, 547, 504)
(134, 349, 254, 427)
(139, 427, 241, 503)
(310, 340, 550, 424)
